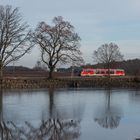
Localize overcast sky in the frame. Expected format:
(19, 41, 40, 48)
(1, 0, 140, 67)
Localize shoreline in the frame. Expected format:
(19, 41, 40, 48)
(1, 76, 140, 89)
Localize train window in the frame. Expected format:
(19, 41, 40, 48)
(110, 71, 114, 74)
(106, 70, 114, 74)
(101, 71, 105, 74)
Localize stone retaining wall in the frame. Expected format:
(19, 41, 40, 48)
(1, 76, 140, 89)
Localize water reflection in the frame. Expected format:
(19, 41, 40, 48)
(94, 89, 123, 129)
(0, 89, 2, 121)
(1, 88, 140, 139)
(47, 88, 85, 120)
(129, 89, 140, 103)
(0, 119, 80, 140)
(48, 88, 55, 118)
(2, 89, 84, 123)
(0, 89, 83, 140)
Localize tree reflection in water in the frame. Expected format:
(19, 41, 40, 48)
(94, 89, 123, 129)
(0, 89, 2, 122)
(47, 88, 84, 120)
(0, 119, 80, 140)
(0, 89, 81, 140)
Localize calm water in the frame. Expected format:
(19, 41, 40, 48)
(0, 88, 140, 140)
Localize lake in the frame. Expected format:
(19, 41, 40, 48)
(0, 88, 140, 140)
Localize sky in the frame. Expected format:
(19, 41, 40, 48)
(0, 0, 140, 68)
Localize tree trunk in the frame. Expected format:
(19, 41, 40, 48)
(0, 66, 3, 89)
(48, 67, 54, 79)
(107, 63, 111, 78)
(106, 63, 111, 87)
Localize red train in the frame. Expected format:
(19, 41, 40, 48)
(80, 68, 125, 76)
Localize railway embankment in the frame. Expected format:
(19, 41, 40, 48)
(1, 76, 140, 89)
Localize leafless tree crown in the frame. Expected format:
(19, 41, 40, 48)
(93, 43, 123, 65)
(0, 5, 32, 67)
(31, 16, 83, 78)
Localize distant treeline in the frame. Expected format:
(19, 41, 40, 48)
(3, 58, 140, 76)
(118, 59, 140, 76)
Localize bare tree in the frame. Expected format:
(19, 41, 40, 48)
(93, 43, 123, 74)
(0, 5, 33, 85)
(32, 16, 83, 79)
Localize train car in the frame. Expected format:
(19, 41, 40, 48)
(80, 68, 125, 76)
(80, 68, 95, 76)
